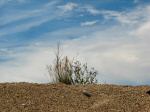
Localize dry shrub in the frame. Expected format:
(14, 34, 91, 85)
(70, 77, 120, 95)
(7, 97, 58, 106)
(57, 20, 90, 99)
(47, 43, 97, 85)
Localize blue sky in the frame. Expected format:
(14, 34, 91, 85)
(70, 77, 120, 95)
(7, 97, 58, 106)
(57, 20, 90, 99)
(0, 0, 150, 85)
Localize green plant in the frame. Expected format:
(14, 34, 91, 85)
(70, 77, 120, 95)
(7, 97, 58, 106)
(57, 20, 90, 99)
(73, 61, 97, 84)
(47, 43, 97, 85)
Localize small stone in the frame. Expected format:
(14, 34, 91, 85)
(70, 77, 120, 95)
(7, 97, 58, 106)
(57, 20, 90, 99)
(21, 103, 26, 106)
(82, 90, 92, 97)
(146, 90, 150, 95)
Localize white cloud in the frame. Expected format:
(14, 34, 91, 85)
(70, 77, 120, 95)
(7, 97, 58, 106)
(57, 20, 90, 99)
(61, 26, 150, 85)
(0, 9, 44, 25)
(84, 5, 100, 15)
(81, 20, 98, 27)
(0, 47, 54, 83)
(0, 1, 73, 37)
(102, 10, 130, 24)
(109, 5, 150, 25)
(1, 20, 150, 85)
(130, 6, 150, 40)
(84, 6, 127, 23)
(1, 3, 150, 85)
(83, 5, 150, 25)
(0, 15, 57, 36)
(133, 21, 150, 39)
(57, 2, 78, 12)
(0, 1, 58, 26)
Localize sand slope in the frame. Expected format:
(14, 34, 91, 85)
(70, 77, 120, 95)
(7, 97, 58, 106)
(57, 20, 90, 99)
(0, 83, 150, 112)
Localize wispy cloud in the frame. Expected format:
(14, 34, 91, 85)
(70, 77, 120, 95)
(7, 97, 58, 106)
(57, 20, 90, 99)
(100, 8, 148, 25)
(0, 1, 76, 37)
(61, 26, 150, 85)
(57, 2, 78, 12)
(0, 47, 52, 83)
(81, 20, 98, 27)
(0, 1, 150, 85)
(82, 4, 150, 25)
(0, 15, 57, 36)
(83, 5, 100, 15)
(133, 21, 150, 40)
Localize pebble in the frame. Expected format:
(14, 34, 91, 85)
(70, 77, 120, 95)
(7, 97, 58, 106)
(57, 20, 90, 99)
(82, 90, 92, 97)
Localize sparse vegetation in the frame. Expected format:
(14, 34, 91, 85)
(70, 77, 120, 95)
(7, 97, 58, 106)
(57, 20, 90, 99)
(47, 43, 97, 85)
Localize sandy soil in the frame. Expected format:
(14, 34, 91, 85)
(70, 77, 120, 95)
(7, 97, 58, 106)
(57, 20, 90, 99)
(0, 83, 150, 112)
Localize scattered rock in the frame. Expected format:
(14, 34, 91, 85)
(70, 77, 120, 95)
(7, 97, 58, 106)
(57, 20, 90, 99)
(146, 90, 150, 95)
(82, 90, 92, 97)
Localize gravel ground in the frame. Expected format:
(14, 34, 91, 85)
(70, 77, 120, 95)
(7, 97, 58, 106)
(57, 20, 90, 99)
(0, 83, 150, 112)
